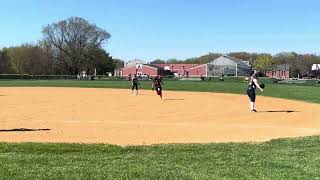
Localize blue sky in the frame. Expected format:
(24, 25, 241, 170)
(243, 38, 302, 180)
(0, 0, 319, 61)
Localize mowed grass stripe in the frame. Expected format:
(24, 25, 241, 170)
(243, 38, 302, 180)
(0, 80, 319, 103)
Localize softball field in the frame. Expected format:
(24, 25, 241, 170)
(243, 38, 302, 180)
(0, 87, 319, 146)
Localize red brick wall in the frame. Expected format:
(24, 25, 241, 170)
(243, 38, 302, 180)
(121, 66, 136, 77)
(266, 71, 272, 78)
(187, 65, 207, 77)
(137, 66, 158, 76)
(266, 70, 290, 79)
(153, 64, 202, 76)
(121, 65, 158, 77)
(121, 64, 208, 77)
(154, 64, 201, 70)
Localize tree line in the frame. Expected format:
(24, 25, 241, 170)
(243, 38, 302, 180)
(1, 17, 319, 78)
(0, 17, 124, 76)
(150, 52, 320, 77)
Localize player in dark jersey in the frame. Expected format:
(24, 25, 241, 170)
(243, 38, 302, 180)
(131, 74, 140, 95)
(152, 75, 163, 100)
(247, 71, 263, 112)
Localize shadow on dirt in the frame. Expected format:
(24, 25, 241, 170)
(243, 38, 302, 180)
(258, 110, 299, 113)
(164, 99, 185, 101)
(0, 128, 51, 132)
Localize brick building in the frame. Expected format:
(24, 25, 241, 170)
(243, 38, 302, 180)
(119, 55, 252, 77)
(153, 64, 206, 77)
(266, 64, 290, 79)
(121, 64, 159, 77)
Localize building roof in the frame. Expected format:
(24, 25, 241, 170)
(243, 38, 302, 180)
(188, 64, 207, 70)
(210, 55, 251, 67)
(125, 59, 145, 67)
(153, 64, 202, 70)
(121, 64, 158, 70)
(146, 64, 161, 69)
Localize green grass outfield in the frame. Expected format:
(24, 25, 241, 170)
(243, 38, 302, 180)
(0, 80, 320, 179)
(0, 79, 319, 103)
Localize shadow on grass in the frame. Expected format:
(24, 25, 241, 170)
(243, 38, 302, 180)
(0, 128, 51, 132)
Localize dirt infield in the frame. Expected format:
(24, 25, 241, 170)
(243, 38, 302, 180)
(0, 87, 319, 146)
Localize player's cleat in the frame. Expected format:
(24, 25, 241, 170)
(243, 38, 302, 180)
(251, 109, 257, 112)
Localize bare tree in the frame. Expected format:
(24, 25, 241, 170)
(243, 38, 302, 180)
(0, 49, 14, 74)
(6, 44, 51, 75)
(41, 17, 111, 75)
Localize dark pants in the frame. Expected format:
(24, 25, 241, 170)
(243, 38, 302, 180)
(132, 83, 138, 90)
(247, 89, 256, 102)
(155, 86, 162, 95)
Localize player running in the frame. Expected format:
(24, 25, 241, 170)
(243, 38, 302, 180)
(152, 75, 163, 100)
(131, 74, 140, 95)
